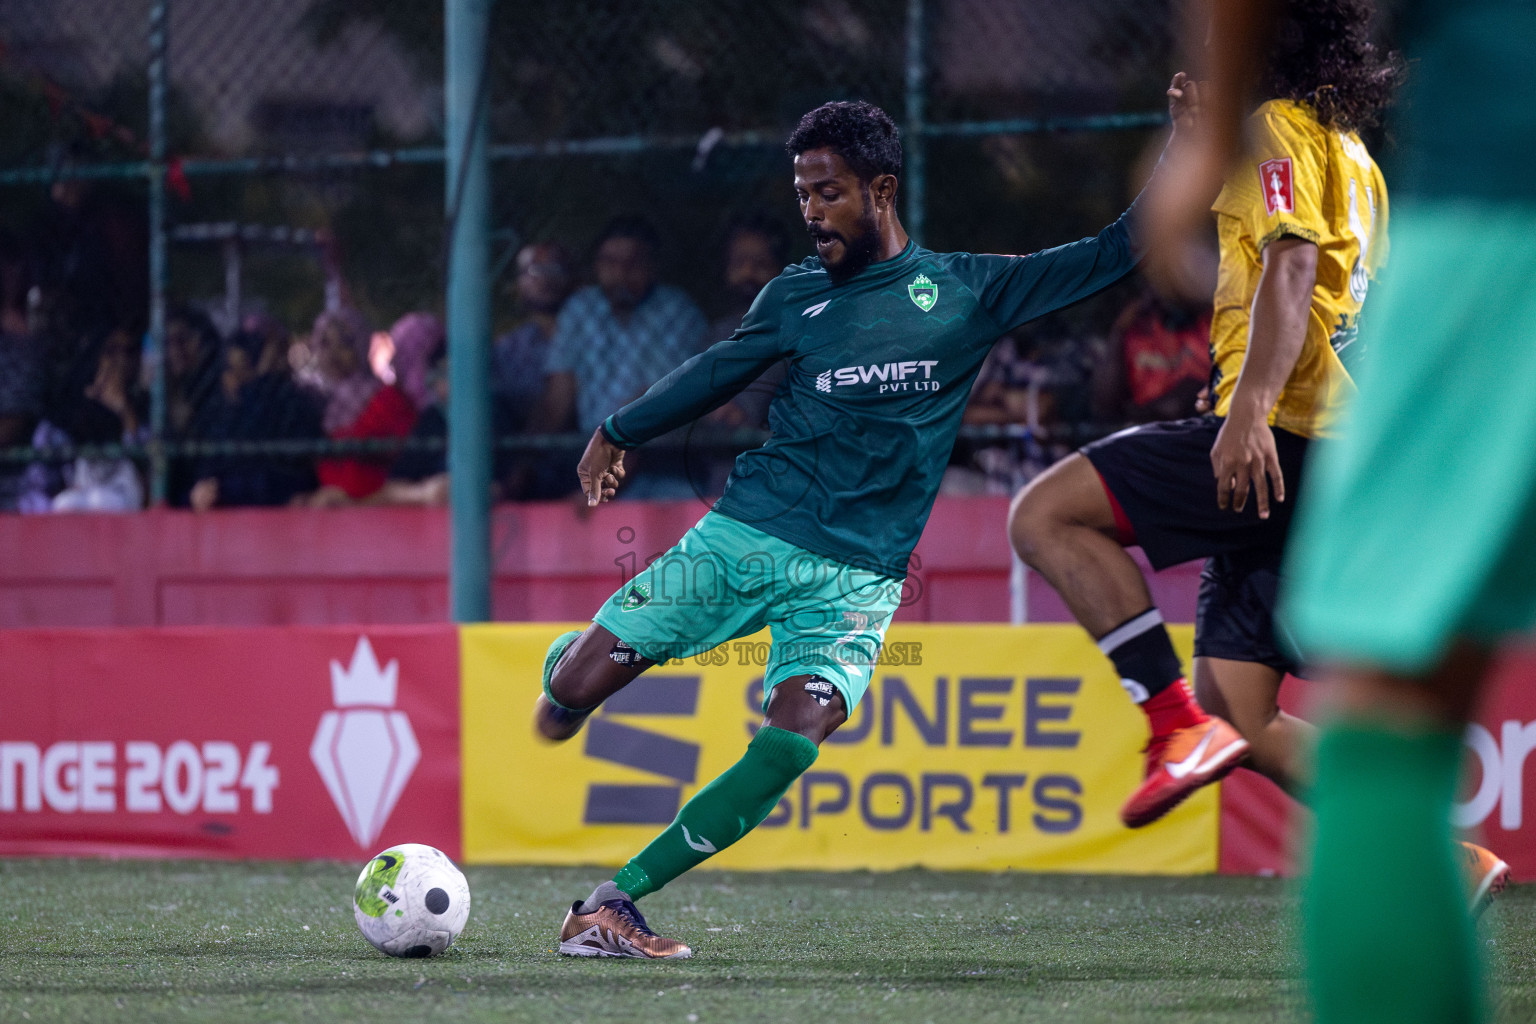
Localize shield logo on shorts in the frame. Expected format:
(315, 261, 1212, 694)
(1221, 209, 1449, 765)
(621, 582, 652, 611)
(907, 273, 938, 312)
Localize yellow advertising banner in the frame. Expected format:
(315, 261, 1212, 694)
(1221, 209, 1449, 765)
(462, 623, 1215, 874)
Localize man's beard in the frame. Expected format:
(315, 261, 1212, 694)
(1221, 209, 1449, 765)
(812, 204, 881, 284)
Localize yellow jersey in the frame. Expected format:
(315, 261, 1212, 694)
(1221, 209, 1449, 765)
(1210, 99, 1389, 438)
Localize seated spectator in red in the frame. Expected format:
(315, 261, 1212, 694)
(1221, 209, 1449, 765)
(1094, 283, 1212, 424)
(186, 328, 324, 512)
(366, 352, 454, 507)
(303, 307, 417, 505)
(327, 337, 514, 508)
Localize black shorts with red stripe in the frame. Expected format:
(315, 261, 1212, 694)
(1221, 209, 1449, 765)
(1081, 415, 1311, 675)
(1080, 415, 1311, 571)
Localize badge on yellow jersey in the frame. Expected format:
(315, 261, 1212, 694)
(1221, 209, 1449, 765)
(1258, 158, 1294, 215)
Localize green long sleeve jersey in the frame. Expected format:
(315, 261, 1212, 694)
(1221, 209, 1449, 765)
(602, 208, 1140, 576)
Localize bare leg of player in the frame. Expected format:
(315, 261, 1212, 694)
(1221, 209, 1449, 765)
(1010, 453, 1247, 827)
(1008, 453, 1152, 635)
(533, 624, 654, 742)
(1192, 657, 1311, 798)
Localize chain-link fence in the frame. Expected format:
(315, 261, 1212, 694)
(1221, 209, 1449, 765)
(0, 0, 1184, 512)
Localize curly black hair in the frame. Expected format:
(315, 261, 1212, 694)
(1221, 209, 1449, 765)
(785, 101, 902, 182)
(1264, 0, 1406, 133)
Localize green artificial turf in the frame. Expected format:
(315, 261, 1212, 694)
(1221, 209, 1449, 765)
(0, 859, 1530, 1023)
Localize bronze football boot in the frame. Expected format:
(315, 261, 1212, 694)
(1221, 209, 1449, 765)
(558, 897, 693, 959)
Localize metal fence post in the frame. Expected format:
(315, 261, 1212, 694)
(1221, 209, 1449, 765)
(146, 0, 169, 504)
(445, 0, 494, 623)
(904, 0, 927, 246)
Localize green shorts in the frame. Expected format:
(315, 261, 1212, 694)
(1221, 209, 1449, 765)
(1282, 201, 1536, 673)
(593, 511, 904, 712)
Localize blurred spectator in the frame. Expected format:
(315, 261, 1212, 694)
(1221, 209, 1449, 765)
(0, 226, 32, 338)
(299, 307, 418, 506)
(24, 174, 148, 357)
(710, 213, 792, 343)
(387, 312, 445, 412)
(946, 329, 1104, 495)
(676, 213, 797, 498)
(494, 242, 576, 500)
(0, 325, 46, 511)
(24, 326, 148, 513)
(495, 243, 572, 418)
(708, 212, 793, 431)
(186, 329, 324, 512)
(1094, 284, 1212, 425)
(365, 340, 515, 507)
(164, 306, 225, 505)
(540, 215, 708, 499)
(370, 347, 452, 507)
(165, 306, 223, 437)
(240, 311, 296, 378)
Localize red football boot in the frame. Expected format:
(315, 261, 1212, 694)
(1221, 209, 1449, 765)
(1121, 716, 1249, 828)
(1461, 841, 1510, 918)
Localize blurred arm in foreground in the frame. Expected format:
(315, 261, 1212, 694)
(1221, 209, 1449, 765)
(1139, 0, 1276, 300)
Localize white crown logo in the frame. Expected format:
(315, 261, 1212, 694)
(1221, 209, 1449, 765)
(311, 636, 419, 847)
(330, 636, 398, 706)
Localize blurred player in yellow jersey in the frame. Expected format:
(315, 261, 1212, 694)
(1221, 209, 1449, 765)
(1008, 0, 1397, 830)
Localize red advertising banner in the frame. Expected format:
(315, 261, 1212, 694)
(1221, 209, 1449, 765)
(1455, 648, 1536, 881)
(0, 627, 460, 860)
(1217, 650, 1536, 880)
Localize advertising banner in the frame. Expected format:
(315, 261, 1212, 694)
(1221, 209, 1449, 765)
(1214, 651, 1536, 878)
(0, 627, 460, 860)
(1452, 648, 1536, 881)
(463, 623, 1217, 873)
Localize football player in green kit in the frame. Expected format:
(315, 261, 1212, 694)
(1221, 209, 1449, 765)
(535, 93, 1192, 959)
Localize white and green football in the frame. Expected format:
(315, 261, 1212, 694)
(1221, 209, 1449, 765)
(353, 843, 471, 957)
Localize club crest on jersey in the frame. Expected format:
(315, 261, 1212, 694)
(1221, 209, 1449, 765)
(1258, 157, 1294, 216)
(907, 273, 938, 312)
(621, 582, 652, 611)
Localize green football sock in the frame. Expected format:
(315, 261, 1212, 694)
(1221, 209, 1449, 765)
(613, 726, 819, 900)
(1304, 724, 1485, 1024)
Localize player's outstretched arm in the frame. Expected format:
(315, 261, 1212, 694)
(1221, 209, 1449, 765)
(967, 72, 1206, 332)
(577, 428, 627, 506)
(598, 279, 789, 457)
